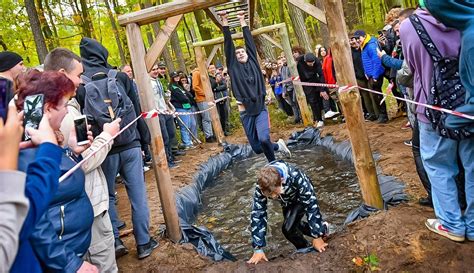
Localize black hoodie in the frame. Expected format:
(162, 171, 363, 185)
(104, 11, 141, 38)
(77, 37, 150, 154)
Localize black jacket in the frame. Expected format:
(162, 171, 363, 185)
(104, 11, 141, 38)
(77, 37, 147, 154)
(169, 82, 192, 109)
(296, 55, 327, 93)
(224, 26, 266, 116)
(351, 47, 366, 80)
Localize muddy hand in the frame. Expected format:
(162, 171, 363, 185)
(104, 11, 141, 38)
(312, 237, 328, 252)
(247, 252, 268, 265)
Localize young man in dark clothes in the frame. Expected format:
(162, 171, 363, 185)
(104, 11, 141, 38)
(219, 11, 290, 162)
(247, 161, 329, 264)
(77, 37, 158, 259)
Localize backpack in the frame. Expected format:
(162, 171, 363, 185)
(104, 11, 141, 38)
(82, 69, 137, 146)
(409, 14, 472, 140)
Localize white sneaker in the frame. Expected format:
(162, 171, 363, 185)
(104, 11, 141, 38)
(143, 166, 150, 172)
(324, 110, 340, 119)
(315, 121, 324, 128)
(277, 139, 292, 158)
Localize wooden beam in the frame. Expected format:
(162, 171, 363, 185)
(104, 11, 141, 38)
(278, 25, 313, 126)
(261, 33, 283, 50)
(206, 45, 221, 67)
(118, 0, 228, 26)
(145, 14, 183, 72)
(322, 0, 383, 209)
(249, 0, 256, 27)
(204, 8, 222, 29)
(193, 23, 285, 47)
(194, 46, 225, 143)
(125, 23, 182, 242)
(288, 0, 327, 25)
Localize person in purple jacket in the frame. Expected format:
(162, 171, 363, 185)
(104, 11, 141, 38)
(353, 30, 388, 123)
(400, 6, 474, 243)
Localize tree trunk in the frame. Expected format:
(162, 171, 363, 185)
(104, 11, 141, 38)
(35, 0, 55, 50)
(253, 14, 276, 61)
(79, 0, 94, 38)
(193, 10, 213, 55)
(0, 36, 8, 51)
(170, 32, 186, 73)
(25, 0, 48, 63)
(45, 1, 60, 47)
(104, 0, 126, 64)
(314, 0, 330, 47)
(288, 1, 312, 53)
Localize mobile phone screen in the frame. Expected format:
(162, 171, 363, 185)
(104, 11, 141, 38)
(0, 79, 11, 123)
(23, 94, 44, 141)
(74, 117, 88, 144)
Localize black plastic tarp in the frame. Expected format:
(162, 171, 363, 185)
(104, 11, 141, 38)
(174, 127, 407, 261)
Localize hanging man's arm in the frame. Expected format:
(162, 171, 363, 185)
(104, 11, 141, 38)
(237, 11, 258, 63)
(219, 11, 237, 68)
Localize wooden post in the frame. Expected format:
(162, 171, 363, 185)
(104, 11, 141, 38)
(278, 25, 313, 126)
(322, 0, 383, 209)
(125, 23, 182, 241)
(194, 46, 225, 143)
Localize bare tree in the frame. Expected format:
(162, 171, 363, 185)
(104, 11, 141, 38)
(25, 0, 48, 63)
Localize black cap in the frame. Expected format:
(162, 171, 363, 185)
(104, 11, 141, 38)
(353, 30, 366, 38)
(169, 71, 179, 78)
(304, 53, 317, 62)
(0, 51, 23, 72)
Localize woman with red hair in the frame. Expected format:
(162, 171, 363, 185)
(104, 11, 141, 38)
(11, 70, 98, 273)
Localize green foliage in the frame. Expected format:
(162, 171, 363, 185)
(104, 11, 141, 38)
(352, 252, 381, 272)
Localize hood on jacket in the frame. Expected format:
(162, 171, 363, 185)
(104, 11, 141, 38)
(79, 37, 114, 78)
(361, 34, 373, 49)
(266, 160, 289, 189)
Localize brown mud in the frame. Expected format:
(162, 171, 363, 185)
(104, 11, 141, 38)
(116, 116, 474, 272)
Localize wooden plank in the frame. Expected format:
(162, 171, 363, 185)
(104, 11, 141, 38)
(322, 0, 383, 209)
(205, 8, 223, 29)
(278, 25, 313, 126)
(145, 14, 183, 72)
(192, 23, 285, 47)
(261, 33, 283, 50)
(288, 0, 327, 24)
(118, 0, 228, 26)
(206, 45, 221, 67)
(194, 46, 225, 143)
(249, 0, 256, 27)
(125, 23, 182, 242)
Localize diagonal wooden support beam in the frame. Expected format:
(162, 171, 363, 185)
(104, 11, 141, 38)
(145, 14, 183, 72)
(205, 8, 223, 30)
(206, 45, 221, 67)
(261, 33, 283, 50)
(288, 0, 327, 24)
(118, 0, 228, 26)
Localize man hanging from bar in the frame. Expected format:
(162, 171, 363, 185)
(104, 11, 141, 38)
(248, 160, 329, 264)
(219, 11, 291, 162)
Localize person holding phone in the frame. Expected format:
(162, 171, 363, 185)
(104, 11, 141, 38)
(44, 47, 120, 272)
(11, 70, 99, 273)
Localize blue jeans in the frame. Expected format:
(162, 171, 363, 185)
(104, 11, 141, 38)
(419, 122, 474, 238)
(102, 147, 150, 245)
(159, 114, 175, 162)
(176, 108, 195, 146)
(197, 102, 214, 138)
(240, 109, 278, 162)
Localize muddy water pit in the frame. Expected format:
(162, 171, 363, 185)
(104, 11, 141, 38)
(195, 146, 362, 260)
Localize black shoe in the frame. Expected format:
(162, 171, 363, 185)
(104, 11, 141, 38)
(170, 156, 182, 163)
(117, 220, 126, 230)
(205, 136, 216, 143)
(224, 131, 230, 136)
(376, 115, 388, 124)
(137, 238, 159, 259)
(418, 197, 433, 207)
(172, 150, 186, 156)
(365, 114, 377, 121)
(178, 143, 187, 150)
(115, 238, 129, 258)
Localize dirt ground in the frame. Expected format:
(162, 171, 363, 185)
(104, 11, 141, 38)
(115, 116, 474, 272)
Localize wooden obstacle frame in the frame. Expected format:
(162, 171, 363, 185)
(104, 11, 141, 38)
(117, 0, 383, 244)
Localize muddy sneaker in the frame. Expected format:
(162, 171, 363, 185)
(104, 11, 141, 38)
(277, 139, 292, 158)
(425, 219, 465, 242)
(324, 110, 340, 119)
(137, 238, 159, 259)
(115, 238, 129, 259)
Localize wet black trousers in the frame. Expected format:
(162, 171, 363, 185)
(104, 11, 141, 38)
(282, 203, 313, 249)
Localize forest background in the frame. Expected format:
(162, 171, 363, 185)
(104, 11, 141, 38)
(1, 0, 417, 73)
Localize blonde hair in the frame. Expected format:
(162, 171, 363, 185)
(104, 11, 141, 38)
(385, 7, 402, 24)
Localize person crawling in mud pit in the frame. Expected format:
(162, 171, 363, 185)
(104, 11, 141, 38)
(248, 160, 329, 264)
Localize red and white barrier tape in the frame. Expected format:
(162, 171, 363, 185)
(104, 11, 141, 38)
(141, 96, 229, 119)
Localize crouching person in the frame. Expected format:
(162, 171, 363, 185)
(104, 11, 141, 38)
(248, 161, 328, 264)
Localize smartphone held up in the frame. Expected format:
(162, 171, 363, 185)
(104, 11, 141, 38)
(74, 115, 89, 146)
(0, 78, 13, 123)
(23, 94, 44, 141)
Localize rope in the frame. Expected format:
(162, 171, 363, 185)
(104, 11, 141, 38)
(277, 78, 474, 121)
(141, 96, 229, 118)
